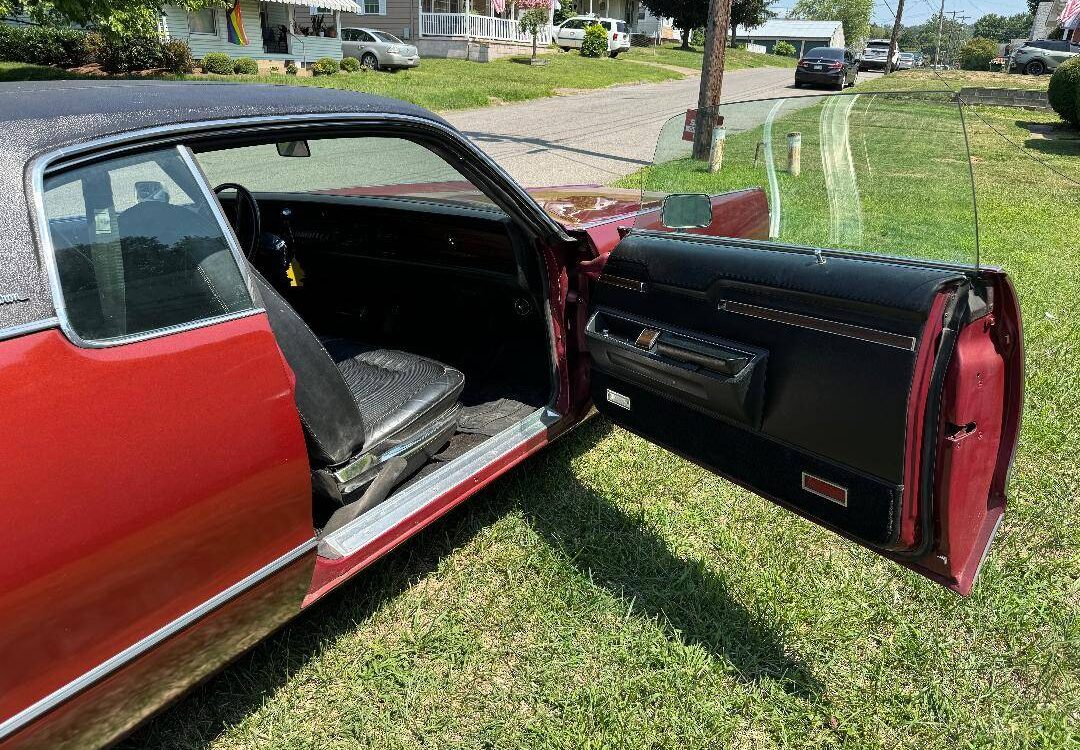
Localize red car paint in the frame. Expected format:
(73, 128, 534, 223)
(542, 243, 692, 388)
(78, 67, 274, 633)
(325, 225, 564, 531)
(0, 317, 312, 744)
(0, 166, 1024, 749)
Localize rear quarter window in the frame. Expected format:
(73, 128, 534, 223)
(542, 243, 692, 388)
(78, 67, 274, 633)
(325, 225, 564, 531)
(42, 147, 253, 344)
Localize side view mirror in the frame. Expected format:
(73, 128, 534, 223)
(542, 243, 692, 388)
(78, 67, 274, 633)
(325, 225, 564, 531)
(276, 140, 311, 157)
(661, 193, 712, 229)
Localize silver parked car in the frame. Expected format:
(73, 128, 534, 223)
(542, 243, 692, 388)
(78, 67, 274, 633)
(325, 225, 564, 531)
(341, 27, 420, 70)
(1009, 39, 1080, 75)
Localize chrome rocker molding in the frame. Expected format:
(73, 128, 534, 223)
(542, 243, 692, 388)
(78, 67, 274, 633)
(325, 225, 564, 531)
(320, 407, 560, 559)
(0, 538, 317, 743)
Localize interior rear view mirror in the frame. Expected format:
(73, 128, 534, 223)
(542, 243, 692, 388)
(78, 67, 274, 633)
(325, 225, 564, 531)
(661, 193, 712, 229)
(276, 140, 311, 157)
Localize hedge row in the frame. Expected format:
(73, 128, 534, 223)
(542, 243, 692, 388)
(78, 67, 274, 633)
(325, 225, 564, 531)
(0, 23, 195, 74)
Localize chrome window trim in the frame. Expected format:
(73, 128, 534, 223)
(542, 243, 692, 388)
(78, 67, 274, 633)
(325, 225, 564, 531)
(31, 145, 260, 349)
(176, 144, 259, 300)
(28, 112, 571, 349)
(29, 112, 567, 238)
(0, 316, 60, 342)
(320, 407, 560, 559)
(718, 299, 917, 351)
(0, 537, 318, 743)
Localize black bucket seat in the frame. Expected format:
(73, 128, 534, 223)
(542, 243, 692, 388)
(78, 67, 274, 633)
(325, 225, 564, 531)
(252, 272, 464, 503)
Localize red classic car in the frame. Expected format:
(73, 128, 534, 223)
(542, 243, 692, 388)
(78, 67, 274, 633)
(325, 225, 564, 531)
(0, 81, 1023, 749)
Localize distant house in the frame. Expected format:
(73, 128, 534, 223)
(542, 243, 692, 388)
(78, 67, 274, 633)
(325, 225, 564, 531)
(160, 1, 360, 66)
(732, 19, 845, 56)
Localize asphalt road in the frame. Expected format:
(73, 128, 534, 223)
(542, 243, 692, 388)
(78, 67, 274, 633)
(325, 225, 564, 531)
(445, 66, 882, 187)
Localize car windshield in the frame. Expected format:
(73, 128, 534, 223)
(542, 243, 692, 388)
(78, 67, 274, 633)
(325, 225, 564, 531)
(805, 47, 843, 59)
(866, 41, 890, 49)
(372, 31, 402, 43)
(626, 91, 979, 266)
(195, 136, 498, 210)
(900, 53, 914, 59)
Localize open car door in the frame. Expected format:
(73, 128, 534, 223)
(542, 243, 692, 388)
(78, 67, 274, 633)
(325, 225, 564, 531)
(585, 92, 1024, 595)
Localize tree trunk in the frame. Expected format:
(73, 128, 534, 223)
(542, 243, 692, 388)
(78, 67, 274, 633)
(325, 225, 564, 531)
(681, 26, 691, 49)
(532, 32, 537, 59)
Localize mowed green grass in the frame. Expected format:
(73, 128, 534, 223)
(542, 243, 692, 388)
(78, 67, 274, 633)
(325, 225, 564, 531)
(0, 55, 682, 111)
(622, 42, 797, 71)
(108, 73, 1079, 748)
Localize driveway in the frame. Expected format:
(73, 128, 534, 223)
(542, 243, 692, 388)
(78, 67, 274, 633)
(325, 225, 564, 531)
(445, 67, 881, 186)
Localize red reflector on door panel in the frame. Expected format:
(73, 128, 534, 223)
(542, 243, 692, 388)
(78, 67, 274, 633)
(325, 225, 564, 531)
(801, 472, 848, 506)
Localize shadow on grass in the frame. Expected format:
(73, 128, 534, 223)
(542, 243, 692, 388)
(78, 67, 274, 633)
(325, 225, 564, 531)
(120, 418, 819, 749)
(518, 420, 823, 699)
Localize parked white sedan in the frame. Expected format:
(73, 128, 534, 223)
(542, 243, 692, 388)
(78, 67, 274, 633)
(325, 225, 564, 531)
(341, 27, 420, 70)
(554, 16, 631, 57)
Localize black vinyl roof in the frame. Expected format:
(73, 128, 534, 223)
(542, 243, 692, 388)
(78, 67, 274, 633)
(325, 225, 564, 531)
(0, 80, 447, 330)
(0, 80, 446, 154)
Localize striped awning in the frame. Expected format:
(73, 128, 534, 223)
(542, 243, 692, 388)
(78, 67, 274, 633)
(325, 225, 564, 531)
(263, 0, 361, 12)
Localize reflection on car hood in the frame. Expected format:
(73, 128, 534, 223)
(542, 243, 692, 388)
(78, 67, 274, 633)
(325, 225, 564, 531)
(525, 185, 664, 228)
(314, 182, 663, 228)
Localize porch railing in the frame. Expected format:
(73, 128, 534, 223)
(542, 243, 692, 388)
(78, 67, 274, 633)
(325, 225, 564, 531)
(419, 11, 552, 44)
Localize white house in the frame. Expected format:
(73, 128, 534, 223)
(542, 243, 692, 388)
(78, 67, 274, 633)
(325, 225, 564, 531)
(732, 18, 845, 56)
(161, 1, 360, 65)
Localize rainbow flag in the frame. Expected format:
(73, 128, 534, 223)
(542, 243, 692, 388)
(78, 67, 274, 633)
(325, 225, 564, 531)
(226, 0, 249, 45)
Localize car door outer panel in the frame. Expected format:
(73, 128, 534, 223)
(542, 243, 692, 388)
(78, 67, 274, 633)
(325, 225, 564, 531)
(586, 231, 1022, 592)
(0, 317, 314, 748)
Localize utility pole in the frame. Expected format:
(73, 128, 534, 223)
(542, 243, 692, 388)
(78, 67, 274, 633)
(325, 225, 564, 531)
(884, 0, 906, 74)
(932, 0, 945, 67)
(692, 0, 734, 160)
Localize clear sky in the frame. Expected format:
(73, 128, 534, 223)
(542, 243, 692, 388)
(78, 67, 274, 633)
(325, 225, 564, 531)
(772, 0, 1034, 28)
(869, 0, 1032, 26)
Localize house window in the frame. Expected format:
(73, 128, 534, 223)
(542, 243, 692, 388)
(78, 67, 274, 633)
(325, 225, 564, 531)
(188, 7, 217, 34)
(364, 0, 383, 14)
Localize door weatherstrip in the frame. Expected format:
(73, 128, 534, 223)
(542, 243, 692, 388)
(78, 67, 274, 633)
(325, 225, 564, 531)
(0, 538, 317, 742)
(719, 300, 916, 351)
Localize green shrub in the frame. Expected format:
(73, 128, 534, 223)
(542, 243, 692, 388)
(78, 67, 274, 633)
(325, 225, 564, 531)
(773, 40, 796, 57)
(94, 32, 163, 73)
(233, 56, 259, 74)
(311, 56, 339, 75)
(580, 23, 607, 58)
(340, 55, 361, 72)
(201, 52, 234, 75)
(161, 39, 194, 73)
(959, 37, 998, 70)
(0, 24, 92, 67)
(285, 60, 298, 75)
(690, 27, 705, 46)
(1048, 56, 1080, 127)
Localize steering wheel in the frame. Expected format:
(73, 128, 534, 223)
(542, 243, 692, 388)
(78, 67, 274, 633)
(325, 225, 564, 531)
(213, 182, 261, 259)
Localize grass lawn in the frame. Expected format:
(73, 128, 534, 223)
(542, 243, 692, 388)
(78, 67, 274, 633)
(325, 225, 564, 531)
(0, 55, 682, 111)
(622, 42, 797, 72)
(112, 71, 1080, 748)
(867, 68, 1053, 92)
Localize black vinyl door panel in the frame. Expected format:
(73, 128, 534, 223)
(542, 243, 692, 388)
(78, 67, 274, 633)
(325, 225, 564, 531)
(587, 231, 965, 548)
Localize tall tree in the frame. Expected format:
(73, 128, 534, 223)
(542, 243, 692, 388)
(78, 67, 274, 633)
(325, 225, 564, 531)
(641, 0, 708, 49)
(972, 12, 1034, 42)
(1, 0, 221, 35)
(728, 0, 774, 47)
(790, 0, 874, 46)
